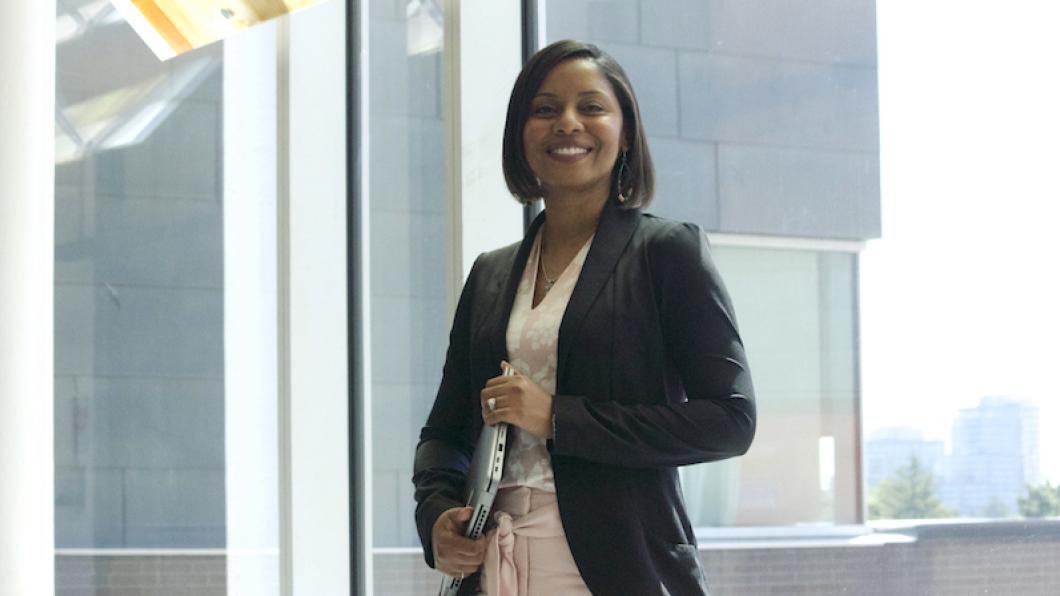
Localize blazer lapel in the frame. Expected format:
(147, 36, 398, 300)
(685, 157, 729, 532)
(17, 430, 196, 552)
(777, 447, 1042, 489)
(481, 211, 546, 367)
(557, 201, 641, 382)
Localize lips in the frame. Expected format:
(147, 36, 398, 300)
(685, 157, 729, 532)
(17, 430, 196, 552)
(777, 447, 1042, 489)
(546, 144, 593, 162)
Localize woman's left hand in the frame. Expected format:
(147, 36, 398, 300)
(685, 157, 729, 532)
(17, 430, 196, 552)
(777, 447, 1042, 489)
(480, 362, 553, 438)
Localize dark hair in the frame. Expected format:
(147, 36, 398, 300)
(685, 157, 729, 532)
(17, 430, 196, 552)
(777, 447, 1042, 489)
(502, 40, 655, 209)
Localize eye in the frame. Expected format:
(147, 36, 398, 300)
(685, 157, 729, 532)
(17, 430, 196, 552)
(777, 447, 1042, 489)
(582, 103, 606, 113)
(532, 104, 557, 116)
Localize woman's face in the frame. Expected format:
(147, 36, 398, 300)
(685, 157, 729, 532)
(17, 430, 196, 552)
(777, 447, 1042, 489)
(522, 59, 626, 199)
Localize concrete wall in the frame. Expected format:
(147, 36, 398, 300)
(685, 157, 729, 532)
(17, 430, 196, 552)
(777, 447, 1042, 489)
(547, 0, 881, 241)
(54, 22, 226, 548)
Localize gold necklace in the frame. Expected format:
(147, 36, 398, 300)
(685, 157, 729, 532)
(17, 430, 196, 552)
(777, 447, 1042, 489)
(539, 248, 558, 294)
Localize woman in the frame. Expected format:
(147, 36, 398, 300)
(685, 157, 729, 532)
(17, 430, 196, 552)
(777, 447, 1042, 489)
(413, 39, 756, 595)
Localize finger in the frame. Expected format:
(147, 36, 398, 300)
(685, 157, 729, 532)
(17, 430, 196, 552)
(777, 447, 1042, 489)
(443, 560, 482, 576)
(442, 514, 470, 537)
(483, 406, 516, 427)
(500, 360, 521, 376)
(436, 534, 474, 555)
(449, 538, 488, 561)
(484, 374, 520, 388)
(456, 539, 487, 558)
(439, 560, 478, 577)
(481, 393, 503, 413)
(440, 516, 477, 543)
(480, 385, 504, 404)
(439, 545, 486, 571)
(482, 381, 521, 403)
(482, 387, 519, 410)
(472, 535, 489, 555)
(443, 507, 472, 529)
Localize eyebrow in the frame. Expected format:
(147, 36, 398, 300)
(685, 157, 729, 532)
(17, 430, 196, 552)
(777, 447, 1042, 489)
(532, 90, 609, 99)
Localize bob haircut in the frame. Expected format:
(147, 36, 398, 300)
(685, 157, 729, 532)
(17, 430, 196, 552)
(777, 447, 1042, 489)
(503, 40, 655, 209)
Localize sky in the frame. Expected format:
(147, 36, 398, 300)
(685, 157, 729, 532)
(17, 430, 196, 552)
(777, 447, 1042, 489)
(861, 2, 1060, 482)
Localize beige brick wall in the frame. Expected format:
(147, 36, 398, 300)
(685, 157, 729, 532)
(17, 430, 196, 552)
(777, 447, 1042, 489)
(55, 522, 1060, 595)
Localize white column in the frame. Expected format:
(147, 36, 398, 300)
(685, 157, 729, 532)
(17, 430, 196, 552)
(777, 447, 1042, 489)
(284, 2, 352, 594)
(223, 20, 281, 596)
(0, 1, 56, 595)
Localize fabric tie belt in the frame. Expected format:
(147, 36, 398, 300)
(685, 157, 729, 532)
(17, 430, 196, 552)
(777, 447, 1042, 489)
(483, 487, 564, 596)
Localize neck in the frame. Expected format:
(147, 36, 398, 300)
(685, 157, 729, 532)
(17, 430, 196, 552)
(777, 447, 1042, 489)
(541, 187, 609, 248)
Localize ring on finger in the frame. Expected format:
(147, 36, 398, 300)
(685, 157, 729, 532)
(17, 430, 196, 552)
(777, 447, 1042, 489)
(487, 397, 497, 411)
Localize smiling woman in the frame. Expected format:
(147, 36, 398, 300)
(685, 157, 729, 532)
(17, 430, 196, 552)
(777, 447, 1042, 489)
(503, 41, 654, 209)
(413, 39, 755, 596)
(521, 59, 626, 203)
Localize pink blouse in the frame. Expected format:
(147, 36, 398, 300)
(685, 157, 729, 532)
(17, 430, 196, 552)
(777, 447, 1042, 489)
(501, 227, 594, 491)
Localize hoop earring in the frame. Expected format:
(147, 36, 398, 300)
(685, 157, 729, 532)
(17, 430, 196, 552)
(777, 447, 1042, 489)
(616, 151, 629, 203)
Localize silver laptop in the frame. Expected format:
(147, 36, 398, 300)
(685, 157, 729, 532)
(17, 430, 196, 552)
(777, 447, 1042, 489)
(440, 365, 513, 596)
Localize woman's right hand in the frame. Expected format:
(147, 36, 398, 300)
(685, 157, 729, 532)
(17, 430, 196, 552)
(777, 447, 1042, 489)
(432, 506, 488, 577)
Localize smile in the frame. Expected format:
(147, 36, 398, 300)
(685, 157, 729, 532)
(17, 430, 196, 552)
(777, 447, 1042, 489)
(548, 146, 591, 156)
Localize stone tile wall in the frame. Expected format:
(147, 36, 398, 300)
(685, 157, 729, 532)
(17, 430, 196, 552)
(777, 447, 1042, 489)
(547, 0, 881, 241)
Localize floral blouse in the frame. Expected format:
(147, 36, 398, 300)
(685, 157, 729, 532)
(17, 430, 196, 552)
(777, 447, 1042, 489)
(501, 227, 594, 491)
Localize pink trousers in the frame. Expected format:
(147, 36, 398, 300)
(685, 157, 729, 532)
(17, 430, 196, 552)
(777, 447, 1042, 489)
(479, 487, 592, 596)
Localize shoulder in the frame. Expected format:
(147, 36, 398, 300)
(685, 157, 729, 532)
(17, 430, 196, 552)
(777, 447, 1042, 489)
(635, 212, 711, 264)
(473, 239, 522, 276)
(457, 238, 522, 299)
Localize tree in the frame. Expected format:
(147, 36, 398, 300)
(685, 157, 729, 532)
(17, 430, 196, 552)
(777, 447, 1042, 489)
(868, 455, 956, 520)
(979, 497, 1011, 518)
(1018, 481, 1060, 518)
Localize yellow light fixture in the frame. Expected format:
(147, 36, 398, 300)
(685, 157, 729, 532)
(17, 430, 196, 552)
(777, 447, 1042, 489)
(110, 0, 328, 60)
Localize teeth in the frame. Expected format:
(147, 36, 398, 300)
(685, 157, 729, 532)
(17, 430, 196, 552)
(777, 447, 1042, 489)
(552, 147, 588, 155)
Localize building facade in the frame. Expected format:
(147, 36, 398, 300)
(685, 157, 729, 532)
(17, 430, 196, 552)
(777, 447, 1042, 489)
(865, 427, 946, 490)
(944, 396, 1041, 516)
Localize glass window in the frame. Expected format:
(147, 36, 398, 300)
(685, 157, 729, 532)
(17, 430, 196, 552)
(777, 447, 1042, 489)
(531, 2, 1060, 594)
(543, 0, 875, 529)
(54, 0, 279, 592)
(367, 0, 448, 550)
(682, 246, 859, 526)
(862, 0, 1060, 522)
(348, 0, 1060, 593)
(366, 1, 454, 593)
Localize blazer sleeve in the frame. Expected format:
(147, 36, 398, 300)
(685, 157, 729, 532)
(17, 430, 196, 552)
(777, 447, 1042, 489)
(549, 222, 756, 468)
(411, 255, 482, 568)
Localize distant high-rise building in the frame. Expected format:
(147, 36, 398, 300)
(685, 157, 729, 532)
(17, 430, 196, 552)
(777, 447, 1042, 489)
(865, 427, 946, 490)
(944, 396, 1041, 517)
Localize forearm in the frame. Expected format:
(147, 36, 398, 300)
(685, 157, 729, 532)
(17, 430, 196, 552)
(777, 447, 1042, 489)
(549, 391, 755, 468)
(412, 438, 471, 567)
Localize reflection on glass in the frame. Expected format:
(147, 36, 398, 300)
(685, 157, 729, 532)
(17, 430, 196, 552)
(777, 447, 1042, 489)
(110, 0, 328, 59)
(53, 1, 269, 593)
(406, 0, 442, 55)
(55, 55, 218, 163)
(543, 0, 873, 529)
(368, 0, 449, 554)
(681, 247, 858, 527)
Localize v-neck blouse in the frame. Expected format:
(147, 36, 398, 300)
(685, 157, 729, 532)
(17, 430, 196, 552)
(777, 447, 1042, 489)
(501, 226, 594, 491)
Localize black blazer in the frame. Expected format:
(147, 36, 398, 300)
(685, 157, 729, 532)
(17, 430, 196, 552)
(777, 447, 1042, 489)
(413, 199, 756, 595)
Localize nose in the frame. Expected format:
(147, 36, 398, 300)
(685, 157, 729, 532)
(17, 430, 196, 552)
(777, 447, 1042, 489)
(553, 106, 583, 135)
